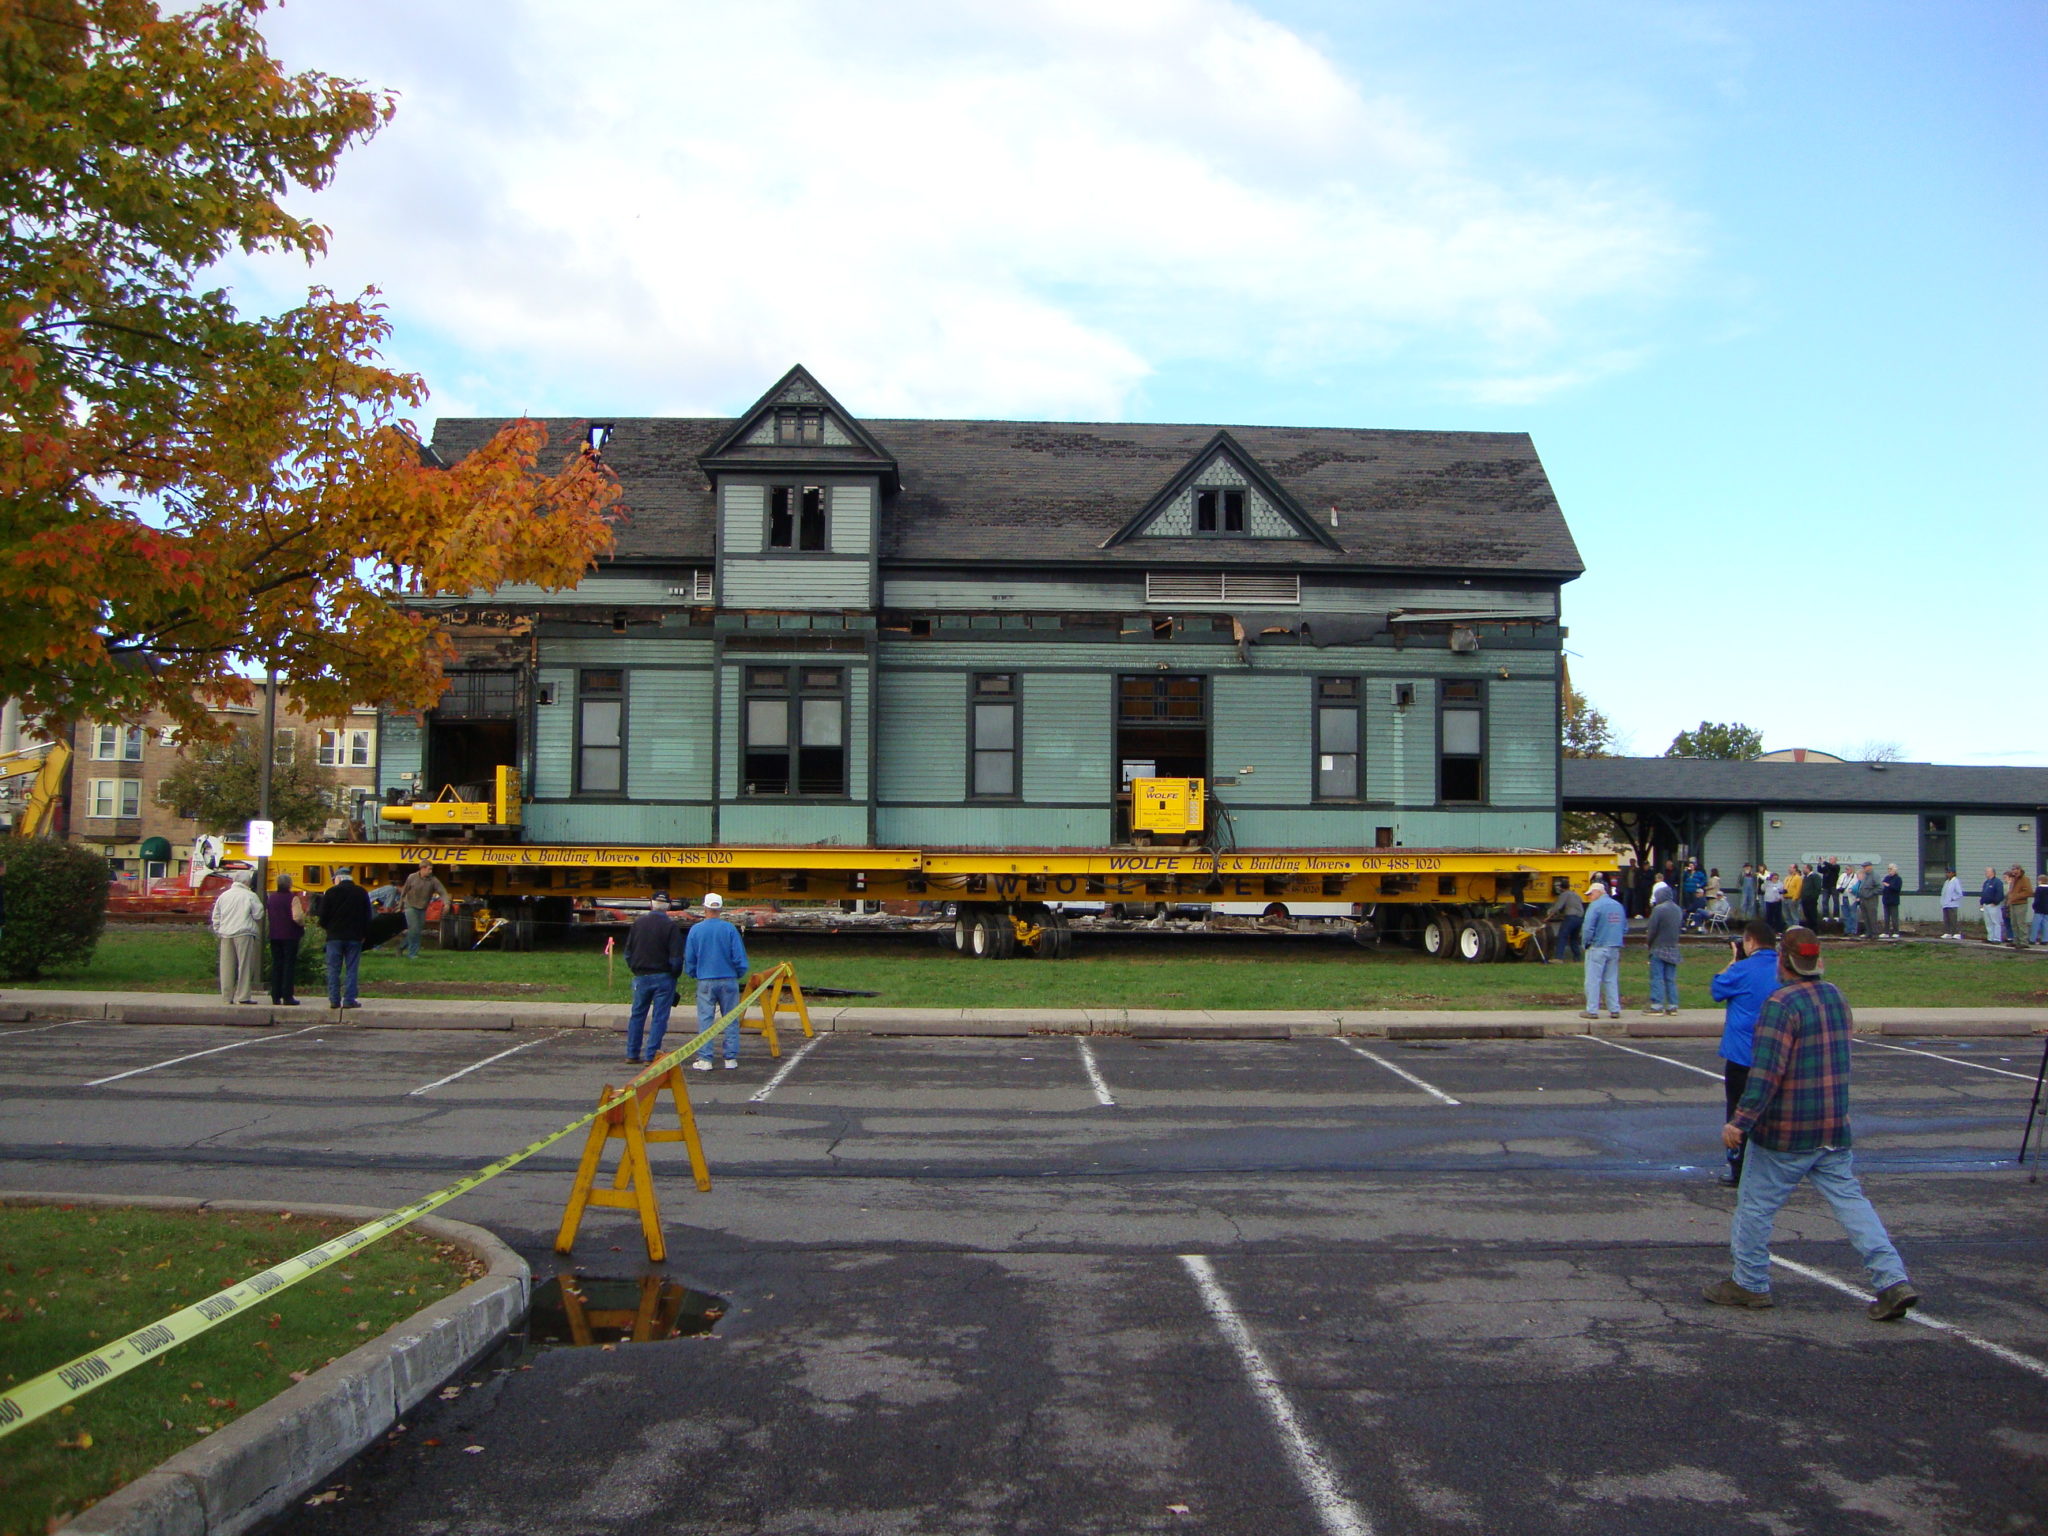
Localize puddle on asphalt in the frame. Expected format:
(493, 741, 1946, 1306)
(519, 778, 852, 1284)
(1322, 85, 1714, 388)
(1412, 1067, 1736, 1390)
(526, 1275, 727, 1347)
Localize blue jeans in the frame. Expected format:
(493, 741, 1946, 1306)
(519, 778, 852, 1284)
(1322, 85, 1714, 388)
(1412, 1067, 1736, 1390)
(1648, 956, 1678, 1010)
(403, 905, 426, 958)
(324, 939, 362, 1006)
(695, 977, 740, 1061)
(1583, 946, 1621, 1013)
(2033, 912, 2048, 944)
(626, 971, 676, 1061)
(1840, 899, 1859, 936)
(1555, 915, 1583, 961)
(1731, 1142, 1908, 1294)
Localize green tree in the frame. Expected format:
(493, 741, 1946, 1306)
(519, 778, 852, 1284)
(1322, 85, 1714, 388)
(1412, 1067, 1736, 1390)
(0, 0, 616, 741)
(1665, 721, 1765, 760)
(1562, 681, 1614, 759)
(0, 838, 108, 979)
(153, 729, 340, 834)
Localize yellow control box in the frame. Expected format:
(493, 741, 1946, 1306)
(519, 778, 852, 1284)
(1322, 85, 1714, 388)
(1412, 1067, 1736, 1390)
(1131, 777, 1205, 834)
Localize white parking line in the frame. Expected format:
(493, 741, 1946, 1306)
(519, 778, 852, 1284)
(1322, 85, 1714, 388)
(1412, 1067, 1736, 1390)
(0, 1021, 82, 1039)
(1770, 1255, 2048, 1382)
(84, 1025, 325, 1087)
(1578, 1032, 1722, 1082)
(1077, 1038, 1116, 1107)
(406, 1031, 572, 1097)
(1857, 1039, 2037, 1082)
(1333, 1038, 1460, 1105)
(1180, 1255, 1375, 1536)
(750, 1034, 826, 1103)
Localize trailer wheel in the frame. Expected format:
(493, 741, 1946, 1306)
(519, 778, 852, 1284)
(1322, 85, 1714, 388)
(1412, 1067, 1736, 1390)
(952, 914, 973, 953)
(1419, 909, 1449, 957)
(437, 912, 465, 950)
(1478, 918, 1508, 963)
(969, 910, 1015, 959)
(1032, 907, 1073, 959)
(1456, 919, 1501, 963)
(514, 916, 536, 952)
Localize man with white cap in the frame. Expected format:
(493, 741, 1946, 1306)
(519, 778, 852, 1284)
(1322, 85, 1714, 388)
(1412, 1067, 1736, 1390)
(683, 893, 749, 1071)
(1578, 879, 1626, 1021)
(208, 869, 265, 1004)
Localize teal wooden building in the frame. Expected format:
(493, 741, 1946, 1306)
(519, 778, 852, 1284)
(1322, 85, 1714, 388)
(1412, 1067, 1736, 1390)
(378, 367, 1583, 852)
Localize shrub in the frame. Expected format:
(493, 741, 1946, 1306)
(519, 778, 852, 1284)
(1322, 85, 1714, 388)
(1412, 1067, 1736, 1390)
(0, 841, 110, 980)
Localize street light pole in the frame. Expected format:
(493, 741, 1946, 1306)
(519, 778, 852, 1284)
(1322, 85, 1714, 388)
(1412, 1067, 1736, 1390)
(257, 665, 276, 898)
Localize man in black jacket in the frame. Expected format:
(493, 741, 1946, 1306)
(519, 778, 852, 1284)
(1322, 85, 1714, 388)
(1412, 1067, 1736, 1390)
(314, 868, 373, 1010)
(623, 894, 688, 1064)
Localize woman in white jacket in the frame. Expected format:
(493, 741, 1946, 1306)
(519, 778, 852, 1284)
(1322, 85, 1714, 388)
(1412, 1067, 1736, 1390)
(209, 870, 266, 1004)
(1940, 871, 1964, 939)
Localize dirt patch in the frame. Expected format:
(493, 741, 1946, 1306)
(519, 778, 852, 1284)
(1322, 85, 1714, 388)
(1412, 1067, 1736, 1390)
(370, 980, 556, 998)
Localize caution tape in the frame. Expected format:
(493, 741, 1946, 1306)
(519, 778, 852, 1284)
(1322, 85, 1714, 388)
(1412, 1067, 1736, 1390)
(0, 964, 790, 1440)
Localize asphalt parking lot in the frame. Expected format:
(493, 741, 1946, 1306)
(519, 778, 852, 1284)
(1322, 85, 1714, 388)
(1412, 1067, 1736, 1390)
(3, 1019, 2044, 1534)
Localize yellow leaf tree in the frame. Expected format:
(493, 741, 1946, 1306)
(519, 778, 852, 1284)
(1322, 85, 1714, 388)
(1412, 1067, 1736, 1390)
(0, 0, 616, 735)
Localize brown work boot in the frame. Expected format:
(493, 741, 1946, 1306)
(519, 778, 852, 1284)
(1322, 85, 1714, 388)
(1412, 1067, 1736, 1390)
(1867, 1282, 1919, 1321)
(1701, 1278, 1774, 1309)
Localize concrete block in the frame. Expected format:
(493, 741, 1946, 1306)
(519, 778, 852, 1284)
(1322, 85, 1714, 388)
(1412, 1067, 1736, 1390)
(57, 1470, 206, 1536)
(0, 1003, 28, 1022)
(115, 1004, 270, 1027)
(583, 1008, 632, 1032)
(965, 1009, 1082, 1034)
(1387, 1022, 1546, 1041)
(835, 1008, 963, 1034)
(1332, 1013, 1391, 1038)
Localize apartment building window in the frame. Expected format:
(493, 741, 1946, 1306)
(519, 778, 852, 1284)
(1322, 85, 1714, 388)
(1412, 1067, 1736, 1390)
(775, 406, 825, 445)
(1439, 680, 1485, 803)
(767, 485, 828, 551)
(1194, 488, 1247, 534)
(92, 724, 144, 761)
(88, 779, 141, 818)
(970, 674, 1018, 798)
(318, 728, 376, 767)
(1315, 677, 1361, 799)
(576, 669, 625, 794)
(744, 667, 846, 796)
(273, 728, 295, 765)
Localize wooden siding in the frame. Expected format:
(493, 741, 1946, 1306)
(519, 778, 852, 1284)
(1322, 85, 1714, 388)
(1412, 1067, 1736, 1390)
(1700, 817, 1756, 882)
(717, 804, 868, 846)
(877, 806, 1110, 847)
(1955, 816, 2036, 884)
(376, 714, 424, 800)
(1021, 673, 1113, 802)
(1761, 813, 1920, 886)
(876, 672, 965, 803)
(523, 804, 713, 844)
(541, 638, 712, 668)
(628, 669, 714, 800)
(1213, 672, 1311, 805)
(883, 577, 1146, 611)
(532, 667, 575, 798)
(722, 483, 765, 552)
(1487, 680, 1555, 807)
(1382, 809, 1558, 848)
(831, 482, 874, 556)
(721, 558, 872, 610)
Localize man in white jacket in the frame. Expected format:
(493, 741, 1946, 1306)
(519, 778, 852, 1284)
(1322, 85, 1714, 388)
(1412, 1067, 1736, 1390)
(209, 870, 265, 1004)
(1939, 870, 1963, 939)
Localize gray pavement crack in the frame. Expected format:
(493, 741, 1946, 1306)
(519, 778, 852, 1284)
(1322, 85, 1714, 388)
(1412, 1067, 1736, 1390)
(185, 1109, 276, 1151)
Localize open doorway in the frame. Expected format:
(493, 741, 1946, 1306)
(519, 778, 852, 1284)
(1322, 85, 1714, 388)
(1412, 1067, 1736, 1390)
(1115, 673, 1206, 842)
(427, 669, 520, 798)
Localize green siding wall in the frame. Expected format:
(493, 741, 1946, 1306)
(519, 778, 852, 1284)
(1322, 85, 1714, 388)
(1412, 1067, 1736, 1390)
(1488, 680, 1555, 807)
(718, 804, 868, 846)
(538, 639, 713, 668)
(1762, 813, 1920, 884)
(1213, 672, 1311, 804)
(1384, 809, 1557, 849)
(532, 667, 575, 798)
(628, 669, 713, 800)
(376, 714, 423, 800)
(722, 484, 764, 551)
(523, 804, 713, 843)
(721, 559, 872, 610)
(876, 672, 965, 803)
(831, 483, 874, 557)
(1022, 673, 1113, 802)
(1955, 816, 2035, 886)
(877, 806, 1110, 847)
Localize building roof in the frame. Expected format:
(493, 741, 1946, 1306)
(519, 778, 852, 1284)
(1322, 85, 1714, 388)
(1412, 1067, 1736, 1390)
(428, 410, 1582, 579)
(1563, 756, 2048, 810)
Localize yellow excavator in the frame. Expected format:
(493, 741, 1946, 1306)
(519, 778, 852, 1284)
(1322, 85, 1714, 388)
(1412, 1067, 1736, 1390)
(0, 738, 72, 838)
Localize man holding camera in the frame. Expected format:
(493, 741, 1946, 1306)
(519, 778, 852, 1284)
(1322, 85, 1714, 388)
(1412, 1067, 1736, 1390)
(1709, 922, 1781, 1185)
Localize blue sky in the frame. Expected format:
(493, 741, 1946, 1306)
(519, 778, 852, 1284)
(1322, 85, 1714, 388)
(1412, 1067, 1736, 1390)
(247, 0, 2044, 763)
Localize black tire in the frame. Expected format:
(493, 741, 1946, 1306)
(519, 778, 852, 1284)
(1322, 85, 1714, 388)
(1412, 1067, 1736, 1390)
(438, 912, 465, 950)
(952, 914, 973, 953)
(514, 916, 535, 952)
(1261, 901, 1291, 921)
(1038, 908, 1073, 960)
(1455, 919, 1491, 963)
(970, 910, 1016, 959)
(1419, 909, 1447, 957)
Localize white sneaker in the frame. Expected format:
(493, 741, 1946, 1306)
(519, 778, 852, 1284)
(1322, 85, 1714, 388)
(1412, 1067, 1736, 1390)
(723, 1058, 738, 1070)
(691, 1059, 713, 1072)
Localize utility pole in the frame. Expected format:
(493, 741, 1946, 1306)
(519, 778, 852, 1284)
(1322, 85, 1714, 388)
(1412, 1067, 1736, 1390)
(257, 665, 276, 898)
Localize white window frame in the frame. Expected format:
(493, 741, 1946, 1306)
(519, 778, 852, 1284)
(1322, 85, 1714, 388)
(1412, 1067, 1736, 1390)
(88, 778, 140, 818)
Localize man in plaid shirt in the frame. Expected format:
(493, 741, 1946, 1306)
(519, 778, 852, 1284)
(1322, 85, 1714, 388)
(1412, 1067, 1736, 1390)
(1702, 926, 1919, 1320)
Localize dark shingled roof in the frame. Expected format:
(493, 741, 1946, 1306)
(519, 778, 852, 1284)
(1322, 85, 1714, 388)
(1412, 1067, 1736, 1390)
(428, 413, 1582, 577)
(1564, 757, 2048, 810)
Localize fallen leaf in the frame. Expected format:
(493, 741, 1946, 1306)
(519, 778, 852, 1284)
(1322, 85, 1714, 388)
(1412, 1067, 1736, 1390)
(288, 1371, 309, 1383)
(56, 1431, 92, 1451)
(438, 1386, 462, 1400)
(1168, 1505, 1191, 1516)
(304, 1491, 339, 1506)
(463, 1444, 484, 1455)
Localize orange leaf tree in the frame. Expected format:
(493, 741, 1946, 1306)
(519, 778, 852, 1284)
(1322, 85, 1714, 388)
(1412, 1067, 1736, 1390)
(0, 0, 616, 737)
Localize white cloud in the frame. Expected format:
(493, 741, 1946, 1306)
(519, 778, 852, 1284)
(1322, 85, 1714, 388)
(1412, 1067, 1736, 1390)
(240, 0, 1698, 420)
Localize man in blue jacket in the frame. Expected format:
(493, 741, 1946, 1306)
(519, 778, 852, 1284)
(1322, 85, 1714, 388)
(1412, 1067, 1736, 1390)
(684, 892, 750, 1071)
(1578, 880, 1627, 1020)
(1709, 921, 1782, 1186)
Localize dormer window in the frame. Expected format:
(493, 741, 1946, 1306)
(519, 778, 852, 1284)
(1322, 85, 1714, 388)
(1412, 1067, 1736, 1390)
(1194, 488, 1246, 534)
(768, 485, 828, 550)
(775, 406, 825, 445)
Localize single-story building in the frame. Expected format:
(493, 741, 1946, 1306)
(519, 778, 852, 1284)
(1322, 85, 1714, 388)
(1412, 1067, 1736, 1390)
(1563, 757, 2048, 921)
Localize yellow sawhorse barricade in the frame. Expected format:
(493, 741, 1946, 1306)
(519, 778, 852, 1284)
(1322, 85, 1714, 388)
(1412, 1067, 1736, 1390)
(555, 963, 809, 1262)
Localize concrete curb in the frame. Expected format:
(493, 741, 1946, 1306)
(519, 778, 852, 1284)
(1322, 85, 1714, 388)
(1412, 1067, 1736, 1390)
(0, 1192, 528, 1536)
(5, 988, 2045, 1041)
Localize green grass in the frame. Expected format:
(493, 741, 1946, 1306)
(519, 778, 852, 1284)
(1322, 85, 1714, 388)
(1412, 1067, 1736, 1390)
(0, 1206, 476, 1536)
(13, 923, 2048, 1012)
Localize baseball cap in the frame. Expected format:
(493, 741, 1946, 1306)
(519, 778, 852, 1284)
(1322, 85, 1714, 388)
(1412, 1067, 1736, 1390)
(703, 892, 724, 909)
(1778, 926, 1825, 978)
